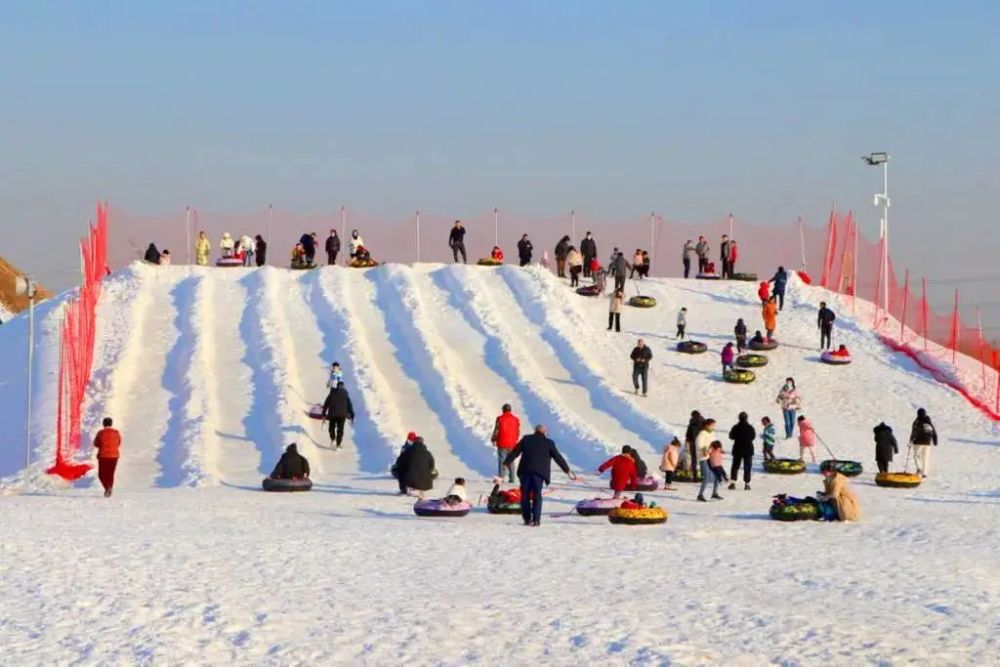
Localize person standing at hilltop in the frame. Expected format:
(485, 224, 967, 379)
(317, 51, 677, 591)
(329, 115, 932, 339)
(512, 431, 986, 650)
(449, 221, 467, 264)
(720, 234, 732, 279)
(769, 266, 789, 310)
(580, 232, 597, 278)
(325, 229, 341, 266)
(554, 235, 571, 278)
(517, 234, 533, 267)
(682, 240, 696, 279)
(566, 245, 583, 287)
(195, 231, 211, 266)
(93, 417, 122, 498)
(254, 235, 267, 267)
(695, 236, 710, 273)
(610, 251, 630, 292)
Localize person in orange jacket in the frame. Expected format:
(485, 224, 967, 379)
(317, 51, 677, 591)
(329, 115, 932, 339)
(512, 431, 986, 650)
(492, 403, 521, 483)
(93, 417, 122, 497)
(597, 445, 639, 497)
(762, 296, 779, 339)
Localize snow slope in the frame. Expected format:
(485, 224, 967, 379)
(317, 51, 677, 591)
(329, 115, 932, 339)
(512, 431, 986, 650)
(0, 262, 997, 665)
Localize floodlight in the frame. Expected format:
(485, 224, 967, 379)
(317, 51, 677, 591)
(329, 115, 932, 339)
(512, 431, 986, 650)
(862, 152, 889, 166)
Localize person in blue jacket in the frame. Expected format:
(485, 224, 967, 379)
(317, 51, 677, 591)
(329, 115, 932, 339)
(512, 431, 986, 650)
(769, 266, 789, 310)
(503, 424, 576, 526)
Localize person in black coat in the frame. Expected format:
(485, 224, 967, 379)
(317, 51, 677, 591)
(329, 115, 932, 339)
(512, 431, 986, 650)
(517, 234, 533, 267)
(554, 235, 571, 278)
(270, 443, 310, 479)
(685, 410, 704, 479)
(300, 233, 316, 264)
(325, 230, 341, 266)
(144, 243, 161, 264)
(630, 339, 653, 396)
(394, 436, 436, 493)
(817, 301, 836, 350)
(769, 267, 789, 310)
(909, 408, 938, 478)
(727, 412, 757, 490)
(873, 422, 898, 473)
(448, 221, 467, 264)
(254, 235, 267, 266)
(580, 232, 597, 277)
(628, 448, 648, 478)
(503, 425, 575, 526)
(321, 382, 355, 449)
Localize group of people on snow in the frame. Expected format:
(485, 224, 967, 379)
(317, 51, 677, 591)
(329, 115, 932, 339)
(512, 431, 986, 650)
(682, 234, 739, 278)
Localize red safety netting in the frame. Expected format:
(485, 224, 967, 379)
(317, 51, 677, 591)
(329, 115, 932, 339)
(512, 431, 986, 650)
(48, 203, 109, 479)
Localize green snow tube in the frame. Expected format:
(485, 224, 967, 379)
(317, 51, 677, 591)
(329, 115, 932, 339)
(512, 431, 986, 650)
(672, 468, 699, 483)
(677, 341, 708, 354)
(724, 368, 756, 384)
(731, 272, 758, 282)
(819, 460, 863, 477)
(736, 353, 768, 368)
(763, 458, 806, 475)
(769, 501, 820, 522)
(628, 295, 657, 308)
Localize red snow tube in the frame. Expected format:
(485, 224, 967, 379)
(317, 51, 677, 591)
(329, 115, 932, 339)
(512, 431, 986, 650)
(820, 351, 852, 365)
(215, 257, 243, 268)
(797, 271, 812, 285)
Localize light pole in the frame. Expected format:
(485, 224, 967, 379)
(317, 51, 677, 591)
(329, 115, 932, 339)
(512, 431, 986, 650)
(863, 152, 890, 323)
(14, 276, 38, 471)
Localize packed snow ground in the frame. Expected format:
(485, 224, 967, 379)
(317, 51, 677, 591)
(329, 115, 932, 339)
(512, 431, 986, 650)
(1, 263, 998, 665)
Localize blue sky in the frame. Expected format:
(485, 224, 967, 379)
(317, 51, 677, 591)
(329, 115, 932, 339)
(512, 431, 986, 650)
(1, 1, 998, 329)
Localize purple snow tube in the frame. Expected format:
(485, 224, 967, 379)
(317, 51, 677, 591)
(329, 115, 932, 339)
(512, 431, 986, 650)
(307, 404, 325, 420)
(626, 476, 660, 492)
(413, 499, 472, 517)
(575, 497, 625, 516)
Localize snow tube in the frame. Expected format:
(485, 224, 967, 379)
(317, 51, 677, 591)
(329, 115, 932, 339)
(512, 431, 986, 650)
(576, 285, 602, 297)
(413, 499, 472, 517)
(261, 477, 313, 492)
(820, 351, 852, 365)
(625, 476, 660, 492)
(820, 460, 863, 477)
(696, 273, 721, 280)
(731, 272, 758, 282)
(487, 499, 521, 514)
(769, 500, 820, 522)
(672, 468, 699, 483)
(349, 258, 379, 268)
(575, 497, 625, 516)
(307, 404, 325, 420)
(628, 295, 657, 308)
(735, 353, 768, 368)
(763, 458, 806, 475)
(477, 258, 502, 266)
(748, 339, 779, 351)
(215, 257, 243, 268)
(724, 368, 756, 384)
(875, 472, 922, 488)
(797, 271, 812, 285)
(290, 262, 317, 271)
(607, 506, 668, 525)
(676, 341, 708, 354)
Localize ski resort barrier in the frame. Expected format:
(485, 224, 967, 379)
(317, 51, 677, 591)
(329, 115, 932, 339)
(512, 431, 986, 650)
(48, 203, 108, 480)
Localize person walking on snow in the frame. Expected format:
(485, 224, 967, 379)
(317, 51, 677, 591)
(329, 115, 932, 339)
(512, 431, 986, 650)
(610, 251, 630, 292)
(818, 301, 836, 350)
(325, 229, 341, 266)
(734, 318, 748, 353)
(517, 234, 533, 267)
(873, 422, 899, 474)
(448, 220, 467, 264)
(721, 343, 736, 375)
(695, 236, 710, 274)
(554, 235, 571, 278)
(93, 417, 122, 497)
(566, 246, 583, 287)
(682, 240, 696, 279)
(491, 403, 521, 483)
(659, 438, 681, 489)
(326, 361, 344, 389)
(720, 234, 732, 279)
(909, 408, 938, 478)
(776, 378, 802, 439)
(321, 381, 355, 449)
(195, 231, 211, 266)
(349, 229, 365, 259)
(695, 419, 720, 501)
(597, 445, 639, 498)
(685, 410, 704, 480)
(580, 232, 597, 277)
(762, 297, 778, 340)
(769, 266, 789, 310)
(608, 289, 624, 332)
(728, 411, 756, 490)
(503, 425, 576, 526)
(676, 307, 687, 339)
(630, 339, 653, 396)
(797, 415, 817, 463)
(760, 416, 777, 462)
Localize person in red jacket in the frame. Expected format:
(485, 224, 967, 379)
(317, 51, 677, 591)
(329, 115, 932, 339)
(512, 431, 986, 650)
(492, 403, 521, 483)
(597, 445, 639, 497)
(757, 281, 770, 304)
(93, 417, 122, 497)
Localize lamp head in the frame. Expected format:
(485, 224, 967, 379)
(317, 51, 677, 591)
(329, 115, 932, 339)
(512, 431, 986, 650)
(862, 152, 889, 166)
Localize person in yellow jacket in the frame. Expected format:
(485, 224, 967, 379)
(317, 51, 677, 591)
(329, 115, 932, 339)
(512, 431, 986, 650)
(818, 468, 860, 521)
(195, 231, 211, 266)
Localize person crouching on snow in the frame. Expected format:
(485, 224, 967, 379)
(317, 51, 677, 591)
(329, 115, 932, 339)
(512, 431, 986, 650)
(442, 478, 467, 505)
(597, 445, 639, 498)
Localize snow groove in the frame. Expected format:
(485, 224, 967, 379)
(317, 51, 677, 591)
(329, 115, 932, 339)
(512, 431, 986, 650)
(368, 267, 496, 476)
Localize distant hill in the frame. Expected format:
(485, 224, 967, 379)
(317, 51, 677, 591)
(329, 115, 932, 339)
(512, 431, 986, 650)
(0, 255, 51, 321)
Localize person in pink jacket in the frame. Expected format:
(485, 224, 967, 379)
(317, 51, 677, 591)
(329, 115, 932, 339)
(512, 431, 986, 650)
(797, 415, 817, 463)
(658, 437, 681, 489)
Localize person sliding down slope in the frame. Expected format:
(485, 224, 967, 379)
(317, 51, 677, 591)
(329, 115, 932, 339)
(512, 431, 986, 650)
(597, 446, 639, 498)
(270, 443, 310, 480)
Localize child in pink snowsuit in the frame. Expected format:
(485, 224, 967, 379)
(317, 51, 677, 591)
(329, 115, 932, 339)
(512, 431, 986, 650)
(797, 416, 817, 463)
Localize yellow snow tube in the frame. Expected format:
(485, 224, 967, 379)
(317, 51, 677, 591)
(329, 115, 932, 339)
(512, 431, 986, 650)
(607, 506, 668, 525)
(724, 368, 756, 384)
(477, 258, 502, 266)
(628, 295, 657, 308)
(736, 353, 768, 368)
(349, 258, 379, 268)
(763, 458, 806, 475)
(875, 472, 922, 488)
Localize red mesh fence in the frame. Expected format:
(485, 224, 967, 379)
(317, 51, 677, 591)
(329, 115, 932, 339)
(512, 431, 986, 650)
(48, 203, 108, 480)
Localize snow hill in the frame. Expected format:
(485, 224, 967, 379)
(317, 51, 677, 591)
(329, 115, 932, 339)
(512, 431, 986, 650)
(1, 263, 997, 664)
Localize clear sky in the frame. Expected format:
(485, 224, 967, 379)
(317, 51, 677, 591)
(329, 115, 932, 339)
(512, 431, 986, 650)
(1, 1, 998, 331)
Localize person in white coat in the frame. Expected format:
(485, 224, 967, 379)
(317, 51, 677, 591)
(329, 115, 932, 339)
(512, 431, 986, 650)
(776, 378, 803, 440)
(349, 229, 365, 258)
(676, 307, 687, 340)
(608, 289, 624, 332)
(219, 232, 235, 258)
(442, 477, 467, 504)
(239, 235, 256, 267)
